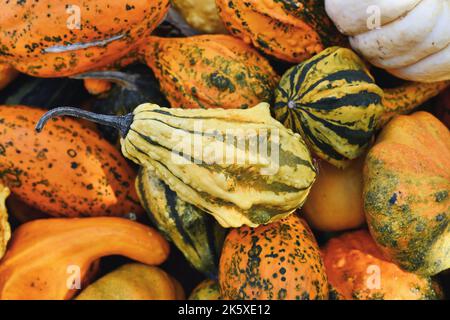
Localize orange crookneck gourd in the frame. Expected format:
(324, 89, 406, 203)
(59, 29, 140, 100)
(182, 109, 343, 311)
(0, 0, 169, 77)
(0, 217, 170, 300)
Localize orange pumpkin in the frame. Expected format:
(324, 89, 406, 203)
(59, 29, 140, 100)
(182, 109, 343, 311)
(144, 35, 279, 109)
(0, 0, 169, 77)
(322, 230, 442, 300)
(364, 112, 450, 276)
(0, 217, 169, 300)
(216, 0, 345, 63)
(0, 105, 143, 218)
(219, 214, 328, 300)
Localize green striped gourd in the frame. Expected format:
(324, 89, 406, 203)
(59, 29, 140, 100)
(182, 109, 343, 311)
(136, 167, 226, 277)
(274, 46, 384, 168)
(36, 103, 317, 228)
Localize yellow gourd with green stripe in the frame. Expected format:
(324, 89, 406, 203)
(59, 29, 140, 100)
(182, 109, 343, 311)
(36, 103, 316, 228)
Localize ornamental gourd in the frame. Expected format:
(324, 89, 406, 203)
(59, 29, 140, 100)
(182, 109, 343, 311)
(0, 0, 169, 77)
(0, 217, 169, 300)
(172, 0, 228, 34)
(76, 263, 184, 300)
(136, 167, 227, 277)
(219, 214, 329, 300)
(274, 46, 449, 167)
(325, 0, 450, 82)
(144, 35, 279, 109)
(364, 112, 450, 276)
(36, 103, 317, 228)
(216, 0, 345, 63)
(0, 105, 142, 217)
(189, 279, 221, 300)
(322, 230, 442, 300)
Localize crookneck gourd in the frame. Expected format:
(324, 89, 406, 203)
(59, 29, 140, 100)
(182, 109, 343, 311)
(322, 230, 442, 300)
(325, 0, 450, 82)
(136, 166, 227, 277)
(215, 0, 346, 63)
(144, 35, 279, 109)
(0, 0, 169, 77)
(0, 217, 169, 300)
(0, 105, 143, 218)
(36, 103, 317, 228)
(219, 214, 329, 300)
(274, 46, 449, 168)
(364, 112, 450, 276)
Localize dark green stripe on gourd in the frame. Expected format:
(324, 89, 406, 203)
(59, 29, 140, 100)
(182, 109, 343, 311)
(35, 102, 316, 228)
(274, 47, 384, 168)
(136, 167, 226, 277)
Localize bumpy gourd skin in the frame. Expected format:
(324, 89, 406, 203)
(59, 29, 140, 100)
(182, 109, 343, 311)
(364, 112, 450, 276)
(145, 35, 279, 109)
(216, 0, 345, 63)
(136, 167, 227, 277)
(219, 214, 329, 300)
(0, 0, 169, 77)
(274, 47, 384, 168)
(121, 103, 316, 228)
(322, 230, 442, 300)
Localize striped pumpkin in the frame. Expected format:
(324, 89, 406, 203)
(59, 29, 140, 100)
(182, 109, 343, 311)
(136, 167, 226, 277)
(274, 47, 384, 168)
(36, 103, 316, 228)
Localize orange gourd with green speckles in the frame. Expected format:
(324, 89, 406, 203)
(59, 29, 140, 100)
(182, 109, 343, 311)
(364, 112, 450, 276)
(216, 0, 345, 63)
(219, 214, 328, 300)
(0, 0, 169, 77)
(0, 105, 142, 217)
(322, 230, 442, 300)
(144, 35, 279, 109)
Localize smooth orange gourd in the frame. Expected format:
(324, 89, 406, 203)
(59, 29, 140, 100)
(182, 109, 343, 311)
(0, 105, 143, 217)
(0, 217, 170, 300)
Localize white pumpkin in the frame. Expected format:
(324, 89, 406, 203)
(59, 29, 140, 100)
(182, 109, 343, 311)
(325, 0, 450, 82)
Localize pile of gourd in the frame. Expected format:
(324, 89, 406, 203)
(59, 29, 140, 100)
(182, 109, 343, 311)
(0, 0, 448, 300)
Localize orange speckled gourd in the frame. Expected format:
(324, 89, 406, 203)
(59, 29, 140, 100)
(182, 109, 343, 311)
(216, 0, 345, 63)
(0, 217, 169, 300)
(364, 112, 450, 276)
(0, 0, 169, 77)
(219, 214, 328, 300)
(322, 230, 442, 300)
(0, 105, 143, 217)
(144, 35, 279, 109)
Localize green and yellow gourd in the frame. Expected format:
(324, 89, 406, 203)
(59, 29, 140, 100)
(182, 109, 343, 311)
(36, 103, 316, 228)
(274, 46, 449, 168)
(136, 167, 227, 277)
(189, 279, 221, 300)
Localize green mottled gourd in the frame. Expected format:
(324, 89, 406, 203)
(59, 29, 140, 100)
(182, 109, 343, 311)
(36, 103, 317, 228)
(274, 46, 449, 168)
(136, 167, 227, 277)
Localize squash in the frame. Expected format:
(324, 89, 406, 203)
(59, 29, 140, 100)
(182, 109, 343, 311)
(83, 79, 112, 96)
(0, 64, 18, 90)
(36, 103, 316, 228)
(219, 214, 328, 300)
(274, 46, 449, 167)
(364, 111, 450, 276)
(0, 105, 142, 218)
(76, 263, 184, 300)
(303, 156, 365, 232)
(0, 184, 10, 260)
(0, 0, 169, 77)
(0, 76, 89, 108)
(144, 35, 279, 109)
(136, 167, 227, 277)
(216, 0, 345, 63)
(0, 217, 170, 300)
(189, 279, 221, 300)
(172, 0, 227, 34)
(325, 0, 450, 82)
(322, 230, 442, 300)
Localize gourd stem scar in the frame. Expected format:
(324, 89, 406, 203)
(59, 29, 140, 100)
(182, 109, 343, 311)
(35, 107, 133, 137)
